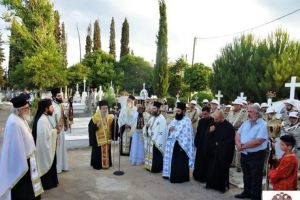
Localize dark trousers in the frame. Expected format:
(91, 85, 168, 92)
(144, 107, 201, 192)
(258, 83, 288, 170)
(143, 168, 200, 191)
(241, 150, 266, 200)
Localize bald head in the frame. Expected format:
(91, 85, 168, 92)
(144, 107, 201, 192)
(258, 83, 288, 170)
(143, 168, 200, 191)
(213, 110, 225, 124)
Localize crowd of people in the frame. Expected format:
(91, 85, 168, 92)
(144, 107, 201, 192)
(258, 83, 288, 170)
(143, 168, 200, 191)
(0, 90, 299, 200)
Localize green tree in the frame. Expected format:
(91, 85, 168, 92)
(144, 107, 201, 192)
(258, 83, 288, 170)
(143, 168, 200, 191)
(8, 19, 25, 87)
(61, 22, 67, 68)
(67, 63, 90, 90)
(210, 29, 300, 102)
(82, 51, 116, 88)
(85, 23, 92, 54)
(210, 34, 259, 102)
(2, 0, 67, 89)
(168, 57, 188, 97)
(261, 29, 300, 98)
(109, 17, 116, 59)
(53, 10, 61, 45)
(184, 62, 212, 92)
(117, 54, 154, 94)
(0, 33, 5, 87)
(120, 18, 129, 58)
(93, 19, 101, 52)
(153, 0, 169, 97)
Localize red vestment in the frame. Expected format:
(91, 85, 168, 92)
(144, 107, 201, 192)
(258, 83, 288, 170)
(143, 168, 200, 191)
(268, 153, 298, 190)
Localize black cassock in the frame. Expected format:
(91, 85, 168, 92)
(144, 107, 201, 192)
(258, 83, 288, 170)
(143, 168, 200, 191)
(110, 111, 120, 141)
(41, 154, 58, 190)
(149, 145, 163, 173)
(193, 117, 214, 182)
(205, 120, 235, 192)
(88, 119, 112, 170)
(169, 141, 190, 183)
(11, 160, 41, 200)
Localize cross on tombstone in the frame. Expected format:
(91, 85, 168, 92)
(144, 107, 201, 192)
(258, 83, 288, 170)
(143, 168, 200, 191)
(176, 93, 180, 103)
(83, 77, 86, 92)
(285, 76, 300, 100)
(215, 90, 223, 105)
(237, 92, 247, 101)
(98, 86, 104, 101)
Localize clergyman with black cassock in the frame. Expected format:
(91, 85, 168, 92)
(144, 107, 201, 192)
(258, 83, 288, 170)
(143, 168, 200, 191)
(33, 99, 59, 190)
(193, 106, 214, 182)
(205, 110, 235, 193)
(89, 100, 114, 170)
(143, 101, 168, 172)
(163, 102, 195, 183)
(110, 102, 121, 141)
(0, 96, 43, 200)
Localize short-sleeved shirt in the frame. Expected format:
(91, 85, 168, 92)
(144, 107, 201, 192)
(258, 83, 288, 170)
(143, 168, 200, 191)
(238, 118, 268, 154)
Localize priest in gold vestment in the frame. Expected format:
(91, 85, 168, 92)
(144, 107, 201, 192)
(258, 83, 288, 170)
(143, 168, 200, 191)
(89, 100, 114, 170)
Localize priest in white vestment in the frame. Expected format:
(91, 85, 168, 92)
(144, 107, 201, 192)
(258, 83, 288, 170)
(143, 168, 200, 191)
(143, 101, 168, 172)
(118, 95, 138, 156)
(163, 102, 195, 183)
(49, 88, 68, 173)
(32, 99, 58, 190)
(0, 96, 43, 200)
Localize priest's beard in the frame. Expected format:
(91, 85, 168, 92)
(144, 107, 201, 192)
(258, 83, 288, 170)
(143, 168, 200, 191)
(47, 110, 53, 116)
(22, 113, 32, 123)
(54, 98, 63, 104)
(175, 113, 184, 120)
(152, 111, 160, 117)
(127, 102, 133, 109)
(101, 111, 107, 117)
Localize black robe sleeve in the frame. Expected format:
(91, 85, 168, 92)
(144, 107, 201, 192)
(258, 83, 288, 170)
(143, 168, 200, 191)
(88, 119, 98, 146)
(111, 118, 119, 141)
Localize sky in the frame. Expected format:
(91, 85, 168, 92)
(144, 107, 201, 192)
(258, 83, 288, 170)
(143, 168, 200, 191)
(1, 0, 300, 71)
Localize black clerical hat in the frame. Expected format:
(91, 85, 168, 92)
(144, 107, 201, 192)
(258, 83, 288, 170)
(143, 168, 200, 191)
(128, 95, 135, 100)
(98, 100, 108, 107)
(51, 88, 61, 96)
(38, 99, 52, 110)
(176, 102, 186, 110)
(11, 95, 28, 108)
(153, 101, 162, 109)
(112, 102, 121, 109)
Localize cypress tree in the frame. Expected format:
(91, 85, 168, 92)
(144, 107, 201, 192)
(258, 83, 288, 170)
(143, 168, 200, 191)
(109, 17, 116, 59)
(120, 18, 130, 58)
(0, 33, 5, 87)
(85, 23, 92, 54)
(154, 0, 169, 97)
(93, 19, 101, 52)
(8, 19, 24, 85)
(61, 22, 67, 68)
(54, 10, 61, 45)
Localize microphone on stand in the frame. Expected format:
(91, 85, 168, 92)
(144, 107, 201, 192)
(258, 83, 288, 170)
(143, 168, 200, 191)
(113, 114, 124, 176)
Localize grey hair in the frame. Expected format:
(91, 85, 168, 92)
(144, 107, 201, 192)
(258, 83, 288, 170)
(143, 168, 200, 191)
(249, 104, 262, 118)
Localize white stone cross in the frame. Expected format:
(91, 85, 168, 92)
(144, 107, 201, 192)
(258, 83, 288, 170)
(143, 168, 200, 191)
(285, 76, 300, 100)
(237, 92, 247, 101)
(98, 86, 104, 101)
(215, 90, 223, 104)
(83, 77, 86, 92)
(176, 93, 180, 103)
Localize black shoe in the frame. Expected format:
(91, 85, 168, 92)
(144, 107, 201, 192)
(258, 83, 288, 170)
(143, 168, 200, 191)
(235, 192, 251, 199)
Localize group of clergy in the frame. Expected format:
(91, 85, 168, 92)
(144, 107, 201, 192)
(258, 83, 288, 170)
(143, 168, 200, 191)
(88, 95, 195, 183)
(0, 88, 70, 200)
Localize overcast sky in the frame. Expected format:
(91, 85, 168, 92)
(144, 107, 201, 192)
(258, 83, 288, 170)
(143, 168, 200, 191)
(1, 0, 300, 70)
